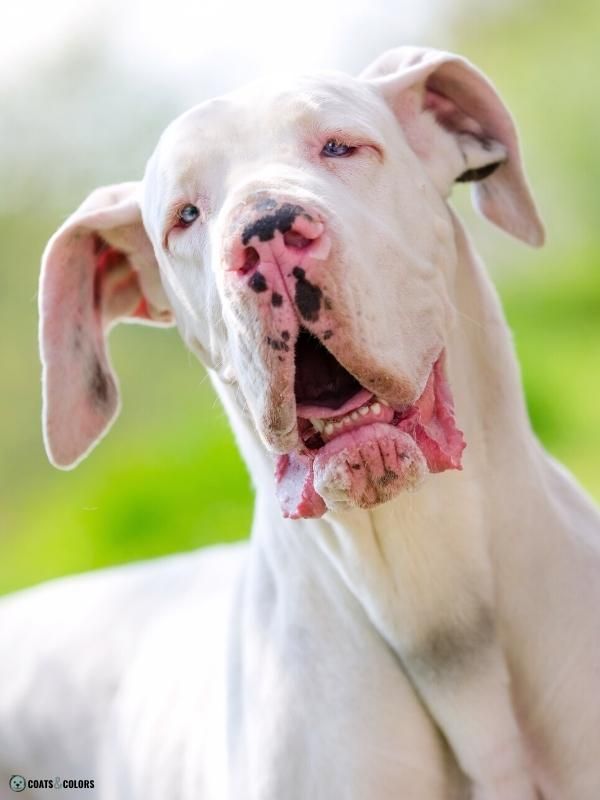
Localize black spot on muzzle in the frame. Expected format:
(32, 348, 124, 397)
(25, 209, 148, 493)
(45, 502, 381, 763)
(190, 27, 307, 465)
(266, 336, 290, 352)
(248, 271, 268, 292)
(242, 203, 307, 245)
(292, 266, 322, 322)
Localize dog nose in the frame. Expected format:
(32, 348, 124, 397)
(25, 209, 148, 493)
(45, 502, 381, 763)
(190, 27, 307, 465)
(226, 201, 326, 275)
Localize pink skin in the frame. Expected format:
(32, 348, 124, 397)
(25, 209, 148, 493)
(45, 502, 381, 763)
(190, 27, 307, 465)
(276, 355, 466, 519)
(225, 203, 331, 315)
(225, 209, 328, 272)
(275, 452, 327, 519)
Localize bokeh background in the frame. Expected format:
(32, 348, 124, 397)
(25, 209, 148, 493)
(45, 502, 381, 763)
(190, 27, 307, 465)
(1, 0, 598, 594)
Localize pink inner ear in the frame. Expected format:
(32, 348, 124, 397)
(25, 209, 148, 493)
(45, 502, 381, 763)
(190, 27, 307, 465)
(132, 297, 151, 319)
(424, 86, 483, 136)
(93, 237, 125, 307)
(93, 238, 151, 323)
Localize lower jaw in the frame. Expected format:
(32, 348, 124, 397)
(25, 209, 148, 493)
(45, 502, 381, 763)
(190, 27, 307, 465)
(316, 422, 427, 511)
(274, 354, 466, 519)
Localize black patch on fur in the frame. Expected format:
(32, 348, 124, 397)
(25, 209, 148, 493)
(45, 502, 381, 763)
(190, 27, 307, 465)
(271, 292, 283, 307)
(406, 606, 496, 683)
(456, 161, 501, 183)
(281, 330, 290, 341)
(378, 469, 398, 487)
(323, 329, 333, 340)
(324, 297, 332, 311)
(242, 203, 306, 245)
(248, 271, 268, 293)
(292, 266, 322, 322)
(266, 336, 290, 353)
(90, 358, 110, 406)
(73, 322, 83, 351)
(351, 463, 362, 470)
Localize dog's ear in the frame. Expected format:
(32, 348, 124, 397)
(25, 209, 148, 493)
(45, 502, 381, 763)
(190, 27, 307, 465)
(39, 181, 174, 469)
(361, 47, 545, 246)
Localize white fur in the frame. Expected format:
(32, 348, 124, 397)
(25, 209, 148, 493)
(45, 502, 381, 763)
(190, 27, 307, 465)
(1, 47, 599, 799)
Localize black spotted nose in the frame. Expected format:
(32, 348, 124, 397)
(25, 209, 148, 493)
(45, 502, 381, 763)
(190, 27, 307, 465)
(227, 200, 324, 275)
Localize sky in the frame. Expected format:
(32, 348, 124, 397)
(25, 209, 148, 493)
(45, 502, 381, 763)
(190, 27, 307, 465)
(0, 0, 456, 213)
(1, 0, 446, 92)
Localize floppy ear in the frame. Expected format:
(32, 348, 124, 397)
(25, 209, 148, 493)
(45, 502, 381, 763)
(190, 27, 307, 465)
(361, 47, 545, 246)
(39, 181, 174, 469)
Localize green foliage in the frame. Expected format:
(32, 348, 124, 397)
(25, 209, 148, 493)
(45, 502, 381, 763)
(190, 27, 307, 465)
(500, 252, 600, 500)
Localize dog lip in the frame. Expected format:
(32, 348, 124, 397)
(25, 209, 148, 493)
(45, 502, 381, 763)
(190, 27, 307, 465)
(314, 419, 406, 460)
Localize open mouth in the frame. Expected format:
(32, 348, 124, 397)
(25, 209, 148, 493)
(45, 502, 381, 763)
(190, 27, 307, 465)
(275, 327, 466, 518)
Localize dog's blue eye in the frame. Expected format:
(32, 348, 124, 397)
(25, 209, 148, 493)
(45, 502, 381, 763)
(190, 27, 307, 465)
(322, 139, 355, 158)
(178, 204, 200, 225)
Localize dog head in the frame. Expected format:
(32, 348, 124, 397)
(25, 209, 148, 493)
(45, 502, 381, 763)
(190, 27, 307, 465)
(39, 47, 543, 517)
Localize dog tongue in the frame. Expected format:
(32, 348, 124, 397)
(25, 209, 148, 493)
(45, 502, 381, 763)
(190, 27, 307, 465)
(274, 356, 465, 519)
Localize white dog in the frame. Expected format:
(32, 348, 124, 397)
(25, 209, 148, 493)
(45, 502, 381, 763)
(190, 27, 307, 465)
(1, 46, 599, 800)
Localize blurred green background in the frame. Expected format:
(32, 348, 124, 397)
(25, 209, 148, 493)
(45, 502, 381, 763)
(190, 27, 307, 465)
(1, 0, 598, 595)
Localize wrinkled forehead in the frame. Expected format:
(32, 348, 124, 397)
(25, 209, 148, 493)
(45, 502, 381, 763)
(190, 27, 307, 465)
(142, 72, 389, 220)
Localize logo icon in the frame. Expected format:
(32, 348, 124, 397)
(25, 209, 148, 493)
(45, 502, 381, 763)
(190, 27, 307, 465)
(9, 775, 26, 792)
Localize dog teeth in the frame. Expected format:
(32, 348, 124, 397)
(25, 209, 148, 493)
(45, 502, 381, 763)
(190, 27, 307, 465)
(316, 398, 389, 439)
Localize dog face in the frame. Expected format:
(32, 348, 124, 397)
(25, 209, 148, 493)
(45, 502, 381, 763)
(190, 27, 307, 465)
(39, 48, 543, 518)
(142, 72, 462, 515)
(9, 775, 26, 792)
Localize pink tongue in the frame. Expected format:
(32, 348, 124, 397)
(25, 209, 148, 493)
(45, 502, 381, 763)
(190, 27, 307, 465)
(275, 356, 465, 519)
